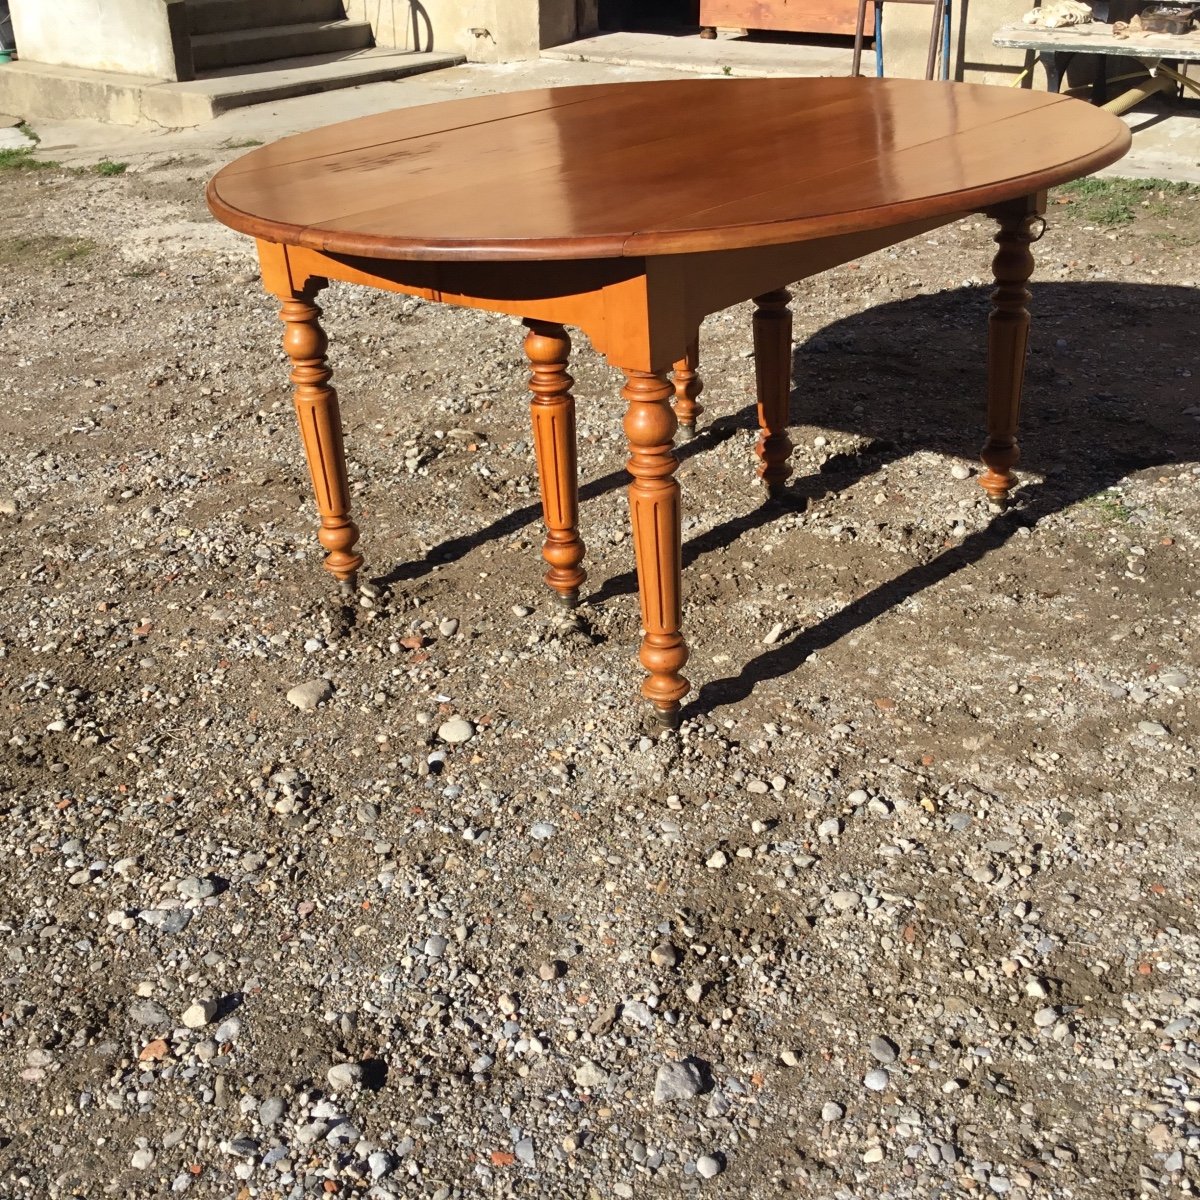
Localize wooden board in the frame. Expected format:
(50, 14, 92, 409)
(700, 0, 862, 36)
(993, 21, 1200, 59)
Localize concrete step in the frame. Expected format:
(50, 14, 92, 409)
(191, 20, 373, 71)
(185, 0, 345, 37)
(0, 48, 464, 128)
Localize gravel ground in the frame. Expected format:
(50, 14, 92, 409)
(1, 138, 1198, 1200)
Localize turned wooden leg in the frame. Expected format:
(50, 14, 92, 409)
(981, 204, 1040, 507)
(753, 288, 795, 497)
(524, 320, 586, 607)
(622, 369, 690, 725)
(672, 337, 704, 438)
(279, 292, 362, 587)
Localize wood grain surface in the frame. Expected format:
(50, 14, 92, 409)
(207, 78, 1130, 263)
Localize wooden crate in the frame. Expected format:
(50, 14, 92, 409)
(700, 0, 862, 35)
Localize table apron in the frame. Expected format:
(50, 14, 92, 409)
(258, 210, 994, 372)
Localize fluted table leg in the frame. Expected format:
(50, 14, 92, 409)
(279, 291, 362, 589)
(672, 336, 704, 438)
(753, 288, 795, 497)
(981, 204, 1040, 507)
(524, 320, 587, 607)
(621, 368, 690, 726)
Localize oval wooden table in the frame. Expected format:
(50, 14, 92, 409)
(207, 77, 1130, 726)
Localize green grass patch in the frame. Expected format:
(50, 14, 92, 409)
(1083, 490, 1134, 524)
(1054, 176, 1199, 226)
(0, 147, 59, 172)
(94, 159, 128, 177)
(0, 233, 97, 268)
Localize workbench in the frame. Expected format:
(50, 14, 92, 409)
(994, 22, 1200, 113)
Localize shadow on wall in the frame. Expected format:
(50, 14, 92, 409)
(358, 0, 434, 51)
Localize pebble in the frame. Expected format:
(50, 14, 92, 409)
(650, 941, 680, 967)
(830, 890, 861, 911)
(696, 1154, 723, 1179)
(763, 621, 785, 645)
(326, 1062, 363, 1091)
(437, 716, 474, 744)
(1033, 1006, 1059, 1028)
(780, 1049, 801, 1067)
(181, 1000, 216, 1029)
(685, 982, 705, 1004)
(574, 1059, 608, 1089)
(130, 999, 171, 1028)
(131, 1149, 154, 1170)
(951, 463, 972, 480)
(869, 1035, 898, 1064)
(1138, 720, 1169, 737)
(438, 617, 459, 637)
(178, 875, 215, 901)
(512, 604, 532, 617)
(286, 678, 334, 711)
(529, 821, 556, 840)
(258, 1097, 285, 1126)
(424, 934, 448, 958)
(863, 1146, 885, 1163)
(654, 1059, 705, 1104)
(706, 850, 729, 869)
(821, 1101, 845, 1122)
(537, 959, 564, 981)
(864, 1069, 890, 1092)
(818, 818, 842, 840)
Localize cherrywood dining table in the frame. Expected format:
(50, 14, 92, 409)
(207, 77, 1129, 727)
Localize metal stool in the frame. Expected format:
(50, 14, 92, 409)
(852, 0, 952, 80)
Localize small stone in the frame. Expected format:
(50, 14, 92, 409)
(1138, 720, 1169, 737)
(424, 934, 448, 958)
(864, 1069, 890, 1092)
(286, 679, 334, 711)
(821, 1101, 845, 1122)
(970, 865, 997, 884)
(654, 1058, 705, 1104)
(0, 496, 18, 515)
(574, 1059, 608, 1089)
(368, 1150, 394, 1180)
(696, 1154, 723, 1179)
(437, 717, 474, 744)
(650, 942, 680, 968)
(1158, 668, 1188, 688)
(514, 1137, 535, 1166)
(538, 960, 564, 981)
(498, 992, 518, 1015)
(259, 1097, 286, 1126)
(131, 1149, 154, 1170)
(1165, 1150, 1184, 1172)
(438, 618, 459, 637)
(869, 1035, 898, 1064)
(830, 890, 861, 912)
(818, 817, 841, 840)
(178, 875, 216, 901)
(214, 1017, 241, 1043)
(326, 1062, 363, 1091)
(685, 982, 705, 1004)
(763, 621, 785, 645)
(780, 1049, 801, 1067)
(706, 850, 728, 869)
(1025, 978, 1049, 1000)
(529, 821, 556, 840)
(512, 604, 532, 617)
(863, 1146, 885, 1164)
(1033, 1006, 1058, 1028)
(951, 463, 972, 480)
(181, 1000, 217, 1029)
(130, 999, 171, 1029)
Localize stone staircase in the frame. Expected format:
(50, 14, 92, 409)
(184, 0, 375, 73)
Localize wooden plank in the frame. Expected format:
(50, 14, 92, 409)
(993, 22, 1200, 60)
(700, 0, 862, 36)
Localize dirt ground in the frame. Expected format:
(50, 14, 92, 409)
(0, 140, 1198, 1200)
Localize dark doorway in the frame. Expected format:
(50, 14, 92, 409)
(599, 0, 700, 31)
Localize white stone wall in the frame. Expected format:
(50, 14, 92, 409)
(346, 0, 595, 62)
(9, 0, 188, 79)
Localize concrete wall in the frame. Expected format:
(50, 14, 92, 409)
(8, 0, 192, 80)
(884, 0, 1031, 86)
(346, 0, 597, 62)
